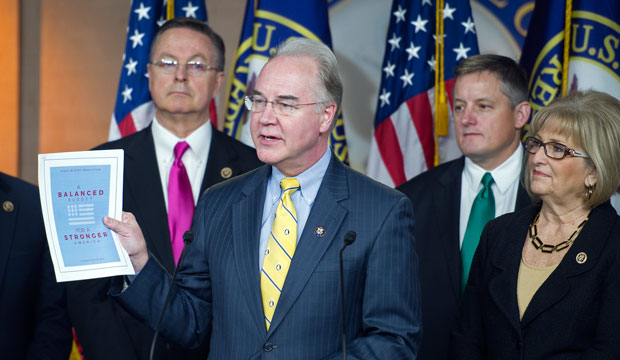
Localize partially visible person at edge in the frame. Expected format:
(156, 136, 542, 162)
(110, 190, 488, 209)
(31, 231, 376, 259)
(450, 90, 620, 359)
(0, 172, 72, 359)
(66, 18, 262, 360)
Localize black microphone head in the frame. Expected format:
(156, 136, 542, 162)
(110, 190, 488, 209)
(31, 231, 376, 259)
(344, 231, 357, 246)
(182, 230, 194, 246)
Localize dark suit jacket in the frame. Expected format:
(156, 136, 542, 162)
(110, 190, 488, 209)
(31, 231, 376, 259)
(114, 156, 422, 359)
(67, 125, 262, 360)
(450, 202, 620, 360)
(0, 173, 72, 360)
(397, 156, 530, 360)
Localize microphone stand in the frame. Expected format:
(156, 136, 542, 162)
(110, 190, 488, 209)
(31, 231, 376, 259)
(149, 230, 194, 360)
(339, 231, 357, 360)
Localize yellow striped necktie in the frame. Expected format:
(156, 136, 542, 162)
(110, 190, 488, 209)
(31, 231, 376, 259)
(261, 177, 300, 330)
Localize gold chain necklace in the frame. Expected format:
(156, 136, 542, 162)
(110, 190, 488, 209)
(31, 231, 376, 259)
(529, 212, 589, 253)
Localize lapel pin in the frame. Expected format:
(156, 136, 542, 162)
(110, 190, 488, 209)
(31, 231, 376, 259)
(314, 226, 325, 237)
(3, 201, 14, 213)
(576, 252, 587, 264)
(220, 167, 232, 179)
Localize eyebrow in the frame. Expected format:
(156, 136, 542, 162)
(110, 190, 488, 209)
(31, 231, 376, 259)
(546, 138, 569, 144)
(155, 52, 208, 62)
(249, 90, 299, 101)
(453, 97, 495, 103)
(277, 95, 299, 101)
(536, 135, 570, 144)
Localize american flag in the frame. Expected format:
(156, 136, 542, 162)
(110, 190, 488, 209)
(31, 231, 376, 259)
(366, 0, 479, 187)
(108, 0, 209, 140)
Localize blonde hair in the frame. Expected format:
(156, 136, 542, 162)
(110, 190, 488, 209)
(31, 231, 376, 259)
(523, 90, 620, 207)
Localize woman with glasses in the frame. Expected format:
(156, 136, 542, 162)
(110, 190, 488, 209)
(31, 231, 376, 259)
(450, 90, 620, 359)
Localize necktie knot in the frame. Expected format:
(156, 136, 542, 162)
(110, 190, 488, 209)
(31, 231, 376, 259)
(280, 177, 300, 193)
(173, 141, 190, 163)
(480, 172, 494, 199)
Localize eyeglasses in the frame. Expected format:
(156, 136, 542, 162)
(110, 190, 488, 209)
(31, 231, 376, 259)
(244, 95, 324, 116)
(524, 136, 589, 159)
(150, 58, 220, 76)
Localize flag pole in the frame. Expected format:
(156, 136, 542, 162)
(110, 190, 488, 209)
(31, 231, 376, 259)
(561, 0, 572, 96)
(167, 0, 175, 20)
(434, 0, 448, 167)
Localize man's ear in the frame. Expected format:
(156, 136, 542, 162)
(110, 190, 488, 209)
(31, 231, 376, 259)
(513, 100, 531, 129)
(319, 102, 337, 134)
(213, 71, 225, 94)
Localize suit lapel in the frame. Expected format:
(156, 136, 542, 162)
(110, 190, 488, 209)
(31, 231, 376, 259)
(123, 128, 176, 272)
(438, 158, 465, 299)
(521, 203, 615, 327)
(232, 166, 270, 335)
(488, 207, 535, 334)
(0, 180, 17, 287)
(267, 157, 349, 335)
(200, 128, 236, 193)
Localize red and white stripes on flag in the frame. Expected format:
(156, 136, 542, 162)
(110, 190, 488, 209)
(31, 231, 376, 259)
(367, 0, 478, 187)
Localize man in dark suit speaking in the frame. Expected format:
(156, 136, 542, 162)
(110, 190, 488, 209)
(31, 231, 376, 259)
(67, 18, 262, 360)
(106, 38, 421, 359)
(397, 54, 532, 360)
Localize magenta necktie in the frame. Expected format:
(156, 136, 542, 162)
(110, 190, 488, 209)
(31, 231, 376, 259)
(168, 141, 194, 265)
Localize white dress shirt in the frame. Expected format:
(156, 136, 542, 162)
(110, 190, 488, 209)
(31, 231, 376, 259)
(459, 145, 524, 248)
(151, 117, 212, 209)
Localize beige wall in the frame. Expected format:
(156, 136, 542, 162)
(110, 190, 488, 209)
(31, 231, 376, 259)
(19, 0, 245, 184)
(39, 1, 129, 157)
(0, 0, 19, 177)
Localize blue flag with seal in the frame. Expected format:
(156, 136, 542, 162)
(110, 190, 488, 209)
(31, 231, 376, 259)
(520, 0, 620, 114)
(519, 0, 620, 211)
(224, 0, 349, 164)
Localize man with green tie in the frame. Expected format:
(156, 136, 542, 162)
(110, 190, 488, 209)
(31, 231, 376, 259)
(397, 54, 532, 360)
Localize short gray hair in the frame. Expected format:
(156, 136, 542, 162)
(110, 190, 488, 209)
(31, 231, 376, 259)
(150, 17, 225, 72)
(272, 38, 343, 114)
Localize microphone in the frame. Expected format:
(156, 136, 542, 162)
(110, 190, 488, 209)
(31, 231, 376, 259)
(339, 230, 357, 360)
(149, 230, 194, 360)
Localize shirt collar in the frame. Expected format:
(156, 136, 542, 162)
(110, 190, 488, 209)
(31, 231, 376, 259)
(268, 147, 332, 206)
(463, 145, 523, 194)
(151, 116, 212, 160)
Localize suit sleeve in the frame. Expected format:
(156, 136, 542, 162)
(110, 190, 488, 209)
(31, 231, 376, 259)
(323, 196, 422, 360)
(111, 200, 214, 350)
(449, 223, 492, 359)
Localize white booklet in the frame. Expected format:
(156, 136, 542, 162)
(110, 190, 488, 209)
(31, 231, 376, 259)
(38, 150, 134, 282)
